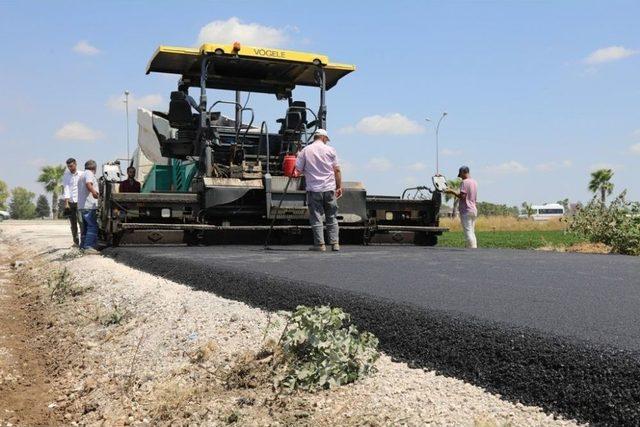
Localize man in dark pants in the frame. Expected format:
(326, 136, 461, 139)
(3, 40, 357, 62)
(295, 129, 342, 252)
(62, 158, 83, 246)
(119, 166, 141, 193)
(78, 160, 100, 253)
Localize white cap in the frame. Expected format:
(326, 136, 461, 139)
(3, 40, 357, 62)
(314, 128, 330, 141)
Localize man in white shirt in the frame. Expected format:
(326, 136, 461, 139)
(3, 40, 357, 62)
(294, 129, 342, 252)
(62, 158, 84, 246)
(77, 160, 100, 251)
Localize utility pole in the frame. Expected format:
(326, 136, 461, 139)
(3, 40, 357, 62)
(124, 90, 130, 165)
(426, 112, 448, 175)
(435, 112, 447, 175)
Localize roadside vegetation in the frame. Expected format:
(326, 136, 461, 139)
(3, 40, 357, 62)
(0, 179, 8, 211)
(1, 163, 65, 219)
(9, 187, 37, 219)
(227, 306, 380, 392)
(278, 305, 379, 390)
(569, 191, 640, 255)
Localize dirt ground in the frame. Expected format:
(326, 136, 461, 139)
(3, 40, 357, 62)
(0, 220, 580, 426)
(0, 250, 62, 426)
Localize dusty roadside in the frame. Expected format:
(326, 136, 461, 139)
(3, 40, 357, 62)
(0, 221, 579, 426)
(0, 247, 63, 426)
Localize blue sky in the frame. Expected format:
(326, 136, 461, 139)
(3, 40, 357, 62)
(1, 0, 638, 206)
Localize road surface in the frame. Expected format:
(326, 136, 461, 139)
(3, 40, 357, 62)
(106, 245, 640, 424)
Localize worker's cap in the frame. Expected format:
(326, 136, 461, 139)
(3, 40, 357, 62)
(314, 128, 330, 141)
(458, 165, 470, 178)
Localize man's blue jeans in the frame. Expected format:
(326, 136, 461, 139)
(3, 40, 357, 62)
(307, 191, 339, 246)
(79, 209, 98, 249)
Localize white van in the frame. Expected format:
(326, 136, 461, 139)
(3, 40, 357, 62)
(528, 203, 565, 221)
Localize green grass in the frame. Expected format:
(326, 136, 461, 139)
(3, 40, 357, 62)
(437, 230, 585, 250)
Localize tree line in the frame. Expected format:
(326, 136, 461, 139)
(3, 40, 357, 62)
(0, 165, 65, 219)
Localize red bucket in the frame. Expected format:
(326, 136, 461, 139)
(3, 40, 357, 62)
(282, 154, 297, 177)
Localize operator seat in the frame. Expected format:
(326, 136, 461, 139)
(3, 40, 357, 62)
(168, 91, 196, 129)
(278, 101, 307, 141)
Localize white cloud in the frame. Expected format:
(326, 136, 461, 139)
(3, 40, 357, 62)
(441, 148, 462, 156)
(534, 159, 573, 172)
(584, 46, 637, 65)
(106, 93, 164, 112)
(484, 160, 528, 175)
(54, 122, 104, 142)
(632, 129, 640, 139)
(628, 143, 640, 155)
(340, 113, 425, 135)
(197, 17, 290, 48)
(366, 157, 393, 172)
(73, 40, 101, 56)
(407, 162, 426, 172)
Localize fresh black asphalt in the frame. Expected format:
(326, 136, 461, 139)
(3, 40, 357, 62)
(105, 245, 640, 425)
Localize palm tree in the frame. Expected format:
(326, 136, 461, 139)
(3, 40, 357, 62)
(444, 178, 461, 218)
(37, 165, 65, 218)
(588, 168, 614, 204)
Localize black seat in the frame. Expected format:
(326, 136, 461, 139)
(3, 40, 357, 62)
(278, 101, 307, 141)
(286, 101, 307, 131)
(168, 91, 195, 128)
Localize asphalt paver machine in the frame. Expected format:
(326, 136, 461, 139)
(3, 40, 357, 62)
(99, 43, 447, 246)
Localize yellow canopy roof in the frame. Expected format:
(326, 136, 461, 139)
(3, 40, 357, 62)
(146, 43, 355, 93)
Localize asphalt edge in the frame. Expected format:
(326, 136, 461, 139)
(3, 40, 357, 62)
(104, 248, 640, 425)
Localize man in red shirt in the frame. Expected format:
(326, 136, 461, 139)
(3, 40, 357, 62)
(119, 166, 141, 193)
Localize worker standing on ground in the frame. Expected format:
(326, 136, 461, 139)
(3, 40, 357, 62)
(62, 158, 83, 247)
(295, 129, 342, 252)
(119, 166, 141, 193)
(77, 160, 100, 252)
(445, 166, 478, 248)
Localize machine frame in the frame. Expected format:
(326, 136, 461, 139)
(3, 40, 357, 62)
(99, 43, 447, 246)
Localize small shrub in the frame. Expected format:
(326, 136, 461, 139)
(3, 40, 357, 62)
(102, 304, 127, 326)
(569, 191, 640, 255)
(279, 305, 379, 391)
(48, 267, 75, 303)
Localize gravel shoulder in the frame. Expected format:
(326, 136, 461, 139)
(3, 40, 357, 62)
(0, 220, 578, 426)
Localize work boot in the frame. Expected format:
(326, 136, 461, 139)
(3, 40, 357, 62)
(309, 244, 326, 252)
(331, 243, 340, 252)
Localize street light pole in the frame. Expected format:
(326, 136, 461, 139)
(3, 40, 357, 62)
(124, 90, 130, 165)
(435, 112, 447, 175)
